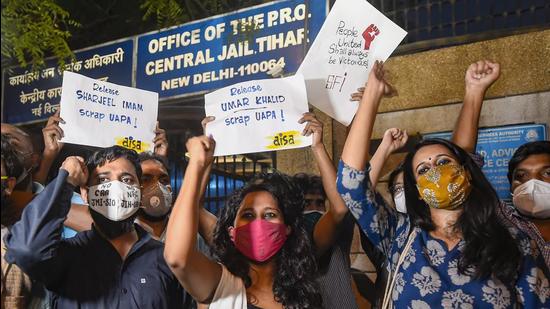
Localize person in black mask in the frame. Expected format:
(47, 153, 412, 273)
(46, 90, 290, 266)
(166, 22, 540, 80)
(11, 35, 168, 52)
(293, 174, 328, 235)
(293, 113, 359, 309)
(5, 146, 194, 308)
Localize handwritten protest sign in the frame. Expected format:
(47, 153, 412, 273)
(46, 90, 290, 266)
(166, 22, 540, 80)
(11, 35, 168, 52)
(205, 74, 311, 156)
(298, 0, 407, 126)
(59, 71, 159, 153)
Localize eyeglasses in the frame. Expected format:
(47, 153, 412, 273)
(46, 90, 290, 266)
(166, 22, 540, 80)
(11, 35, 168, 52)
(304, 198, 325, 206)
(389, 185, 404, 196)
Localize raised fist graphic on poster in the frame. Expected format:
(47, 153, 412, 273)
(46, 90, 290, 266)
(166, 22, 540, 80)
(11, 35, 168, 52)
(362, 24, 380, 50)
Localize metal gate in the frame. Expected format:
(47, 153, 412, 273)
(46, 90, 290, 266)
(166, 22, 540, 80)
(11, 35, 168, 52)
(169, 147, 276, 215)
(367, 0, 550, 52)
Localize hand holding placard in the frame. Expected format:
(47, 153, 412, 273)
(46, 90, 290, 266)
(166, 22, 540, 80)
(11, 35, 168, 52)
(298, 112, 324, 149)
(153, 122, 169, 157)
(42, 110, 65, 157)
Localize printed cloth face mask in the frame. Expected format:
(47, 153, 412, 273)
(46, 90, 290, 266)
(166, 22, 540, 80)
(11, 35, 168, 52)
(393, 191, 407, 213)
(88, 180, 141, 221)
(512, 179, 550, 219)
(142, 182, 173, 217)
(416, 163, 472, 210)
(230, 219, 288, 262)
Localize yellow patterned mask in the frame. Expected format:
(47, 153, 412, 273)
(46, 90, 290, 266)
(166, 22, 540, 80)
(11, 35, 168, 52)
(416, 163, 471, 210)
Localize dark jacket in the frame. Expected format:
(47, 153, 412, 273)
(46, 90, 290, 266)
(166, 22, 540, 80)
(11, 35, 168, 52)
(4, 170, 193, 309)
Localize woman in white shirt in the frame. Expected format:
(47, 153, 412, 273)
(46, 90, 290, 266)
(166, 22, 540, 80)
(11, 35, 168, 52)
(164, 136, 322, 309)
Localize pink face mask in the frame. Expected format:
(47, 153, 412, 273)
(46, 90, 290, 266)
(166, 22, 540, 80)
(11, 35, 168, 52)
(230, 219, 288, 262)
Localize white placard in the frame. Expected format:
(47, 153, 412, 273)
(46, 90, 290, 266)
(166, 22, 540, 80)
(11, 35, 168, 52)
(298, 0, 407, 126)
(59, 71, 159, 153)
(205, 74, 312, 156)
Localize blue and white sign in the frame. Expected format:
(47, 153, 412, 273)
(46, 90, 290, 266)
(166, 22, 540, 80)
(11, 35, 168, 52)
(424, 124, 547, 201)
(2, 39, 134, 124)
(2, 0, 326, 123)
(136, 0, 327, 99)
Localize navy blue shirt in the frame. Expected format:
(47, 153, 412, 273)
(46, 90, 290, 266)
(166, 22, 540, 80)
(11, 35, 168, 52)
(4, 170, 193, 309)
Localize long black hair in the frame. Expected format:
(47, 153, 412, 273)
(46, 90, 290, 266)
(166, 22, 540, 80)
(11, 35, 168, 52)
(211, 171, 322, 308)
(402, 138, 520, 283)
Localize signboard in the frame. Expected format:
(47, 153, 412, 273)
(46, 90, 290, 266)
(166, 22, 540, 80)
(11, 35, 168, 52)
(59, 71, 158, 153)
(424, 124, 547, 201)
(204, 74, 311, 156)
(136, 0, 327, 99)
(298, 0, 407, 126)
(2, 39, 134, 124)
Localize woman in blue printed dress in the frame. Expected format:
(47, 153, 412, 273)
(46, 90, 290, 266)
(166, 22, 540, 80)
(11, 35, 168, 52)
(337, 61, 550, 308)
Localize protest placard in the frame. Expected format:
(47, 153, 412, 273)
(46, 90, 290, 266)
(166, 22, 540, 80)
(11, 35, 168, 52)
(59, 71, 159, 153)
(298, 0, 407, 126)
(205, 74, 311, 156)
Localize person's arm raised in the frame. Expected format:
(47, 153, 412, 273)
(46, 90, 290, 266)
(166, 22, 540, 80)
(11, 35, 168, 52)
(5, 156, 87, 287)
(369, 128, 408, 187)
(197, 116, 218, 246)
(64, 204, 93, 231)
(153, 122, 169, 158)
(299, 112, 348, 254)
(452, 60, 500, 152)
(198, 161, 217, 246)
(34, 111, 65, 185)
(164, 136, 222, 303)
(342, 61, 395, 170)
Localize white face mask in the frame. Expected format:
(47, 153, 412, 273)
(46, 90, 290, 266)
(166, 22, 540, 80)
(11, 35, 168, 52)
(512, 179, 550, 219)
(88, 180, 141, 221)
(142, 182, 173, 217)
(393, 191, 407, 213)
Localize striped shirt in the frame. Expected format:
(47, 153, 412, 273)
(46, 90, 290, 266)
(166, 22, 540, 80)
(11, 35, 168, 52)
(316, 213, 359, 309)
(497, 201, 550, 270)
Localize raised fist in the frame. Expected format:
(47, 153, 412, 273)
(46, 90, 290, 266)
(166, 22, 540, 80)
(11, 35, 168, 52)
(363, 24, 380, 50)
(381, 128, 408, 154)
(186, 136, 215, 166)
(61, 156, 88, 187)
(465, 60, 500, 93)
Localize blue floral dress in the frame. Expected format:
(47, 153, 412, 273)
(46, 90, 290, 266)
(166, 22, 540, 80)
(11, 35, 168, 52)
(336, 160, 550, 308)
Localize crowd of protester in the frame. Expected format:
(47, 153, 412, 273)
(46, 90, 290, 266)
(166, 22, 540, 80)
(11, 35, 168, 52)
(1, 60, 549, 308)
